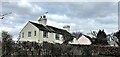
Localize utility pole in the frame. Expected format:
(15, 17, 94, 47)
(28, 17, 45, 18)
(118, 2, 120, 30)
(0, 21, 1, 57)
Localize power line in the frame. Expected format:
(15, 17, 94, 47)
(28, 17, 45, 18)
(0, 12, 12, 19)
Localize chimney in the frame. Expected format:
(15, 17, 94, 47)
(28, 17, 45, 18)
(63, 25, 70, 31)
(38, 15, 47, 26)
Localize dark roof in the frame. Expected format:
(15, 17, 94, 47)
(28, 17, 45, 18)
(29, 21, 53, 32)
(29, 21, 73, 37)
(47, 25, 73, 37)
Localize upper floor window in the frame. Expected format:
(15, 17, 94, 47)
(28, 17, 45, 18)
(28, 31, 31, 37)
(56, 34, 59, 40)
(43, 31, 48, 38)
(34, 31, 36, 36)
(22, 32, 24, 38)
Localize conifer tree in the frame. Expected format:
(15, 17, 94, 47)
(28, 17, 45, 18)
(95, 29, 108, 45)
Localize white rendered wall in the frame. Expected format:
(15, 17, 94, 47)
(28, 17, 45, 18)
(19, 22, 64, 44)
(19, 22, 40, 42)
(78, 35, 91, 45)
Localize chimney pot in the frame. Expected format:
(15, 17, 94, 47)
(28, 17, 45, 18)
(38, 15, 47, 26)
(63, 25, 70, 31)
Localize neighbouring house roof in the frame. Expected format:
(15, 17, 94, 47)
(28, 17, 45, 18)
(29, 21, 74, 37)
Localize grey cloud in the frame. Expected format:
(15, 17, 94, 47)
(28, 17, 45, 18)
(1, 2, 118, 39)
(96, 18, 117, 25)
(35, 2, 117, 18)
(34, 2, 118, 28)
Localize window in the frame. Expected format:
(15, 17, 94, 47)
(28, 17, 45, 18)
(61, 36, 64, 40)
(43, 31, 48, 38)
(22, 32, 24, 38)
(34, 31, 36, 36)
(56, 34, 59, 40)
(28, 31, 31, 37)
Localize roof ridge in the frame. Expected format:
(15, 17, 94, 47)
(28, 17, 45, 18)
(47, 25, 63, 30)
(29, 21, 66, 32)
(29, 21, 51, 32)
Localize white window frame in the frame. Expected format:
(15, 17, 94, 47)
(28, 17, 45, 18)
(34, 31, 36, 36)
(55, 34, 59, 40)
(28, 31, 31, 37)
(43, 31, 48, 38)
(22, 32, 24, 38)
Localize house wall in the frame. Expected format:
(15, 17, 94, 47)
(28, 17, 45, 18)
(19, 22, 64, 44)
(78, 35, 91, 45)
(19, 22, 63, 43)
(54, 34, 64, 44)
(38, 31, 43, 43)
(42, 32, 55, 43)
(42, 32, 64, 44)
(19, 22, 40, 42)
(69, 35, 92, 45)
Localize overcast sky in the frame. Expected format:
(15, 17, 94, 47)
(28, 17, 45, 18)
(0, 1, 118, 40)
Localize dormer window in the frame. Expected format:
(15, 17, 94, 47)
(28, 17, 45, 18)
(43, 31, 48, 38)
(56, 34, 59, 40)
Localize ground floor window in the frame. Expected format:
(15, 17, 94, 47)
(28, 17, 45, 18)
(56, 34, 59, 40)
(43, 31, 48, 38)
(22, 32, 24, 38)
(28, 31, 31, 37)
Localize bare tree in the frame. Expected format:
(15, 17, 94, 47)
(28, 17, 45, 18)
(72, 32, 83, 39)
(114, 30, 120, 46)
(90, 31, 97, 38)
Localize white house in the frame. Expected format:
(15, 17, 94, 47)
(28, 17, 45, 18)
(19, 15, 73, 44)
(107, 34, 118, 47)
(69, 35, 92, 45)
